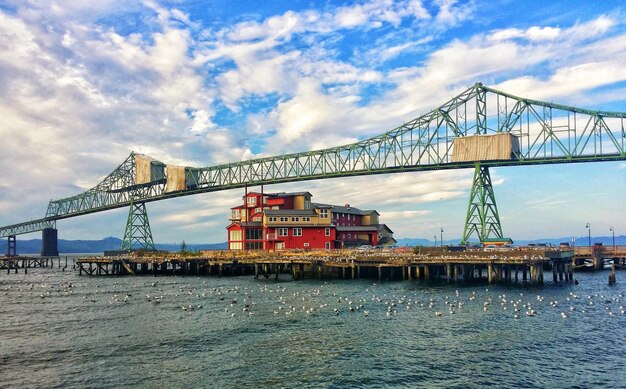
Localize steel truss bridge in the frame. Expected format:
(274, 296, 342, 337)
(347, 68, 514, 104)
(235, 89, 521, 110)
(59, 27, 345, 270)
(2, 83, 626, 252)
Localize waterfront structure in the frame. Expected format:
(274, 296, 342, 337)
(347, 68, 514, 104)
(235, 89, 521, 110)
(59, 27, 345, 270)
(4, 83, 626, 255)
(226, 191, 396, 251)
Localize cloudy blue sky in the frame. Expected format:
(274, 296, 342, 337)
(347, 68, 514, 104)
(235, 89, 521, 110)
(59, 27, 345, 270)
(1, 0, 626, 244)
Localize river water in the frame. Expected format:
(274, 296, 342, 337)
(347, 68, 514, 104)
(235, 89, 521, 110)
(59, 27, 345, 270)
(1, 264, 624, 388)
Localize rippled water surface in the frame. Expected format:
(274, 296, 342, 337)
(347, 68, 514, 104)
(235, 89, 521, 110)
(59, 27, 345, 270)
(1, 263, 625, 388)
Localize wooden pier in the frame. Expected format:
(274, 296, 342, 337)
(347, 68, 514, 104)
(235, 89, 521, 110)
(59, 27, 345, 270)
(0, 256, 56, 274)
(75, 248, 582, 286)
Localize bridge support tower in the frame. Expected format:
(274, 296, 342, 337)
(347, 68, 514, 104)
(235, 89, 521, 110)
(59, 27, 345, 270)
(121, 201, 156, 251)
(7, 235, 16, 256)
(41, 228, 59, 256)
(461, 163, 504, 244)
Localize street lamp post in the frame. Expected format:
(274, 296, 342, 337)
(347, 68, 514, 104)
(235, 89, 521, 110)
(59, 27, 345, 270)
(440, 227, 444, 247)
(610, 226, 615, 250)
(434, 235, 437, 247)
(585, 223, 591, 247)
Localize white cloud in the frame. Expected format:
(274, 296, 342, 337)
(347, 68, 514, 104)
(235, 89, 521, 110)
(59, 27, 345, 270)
(489, 26, 561, 42)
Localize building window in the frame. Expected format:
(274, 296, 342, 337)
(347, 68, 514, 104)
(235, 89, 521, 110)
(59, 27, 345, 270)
(246, 196, 256, 207)
(302, 217, 311, 222)
(229, 242, 242, 250)
(246, 242, 263, 250)
(229, 230, 242, 241)
(341, 213, 345, 219)
(246, 229, 263, 240)
(347, 233, 352, 239)
(319, 209, 328, 218)
(325, 227, 331, 236)
(255, 207, 262, 214)
(278, 228, 289, 236)
(342, 234, 345, 239)
(231, 209, 241, 219)
(252, 216, 262, 222)
(304, 243, 310, 247)
(272, 206, 279, 210)
(293, 228, 302, 236)
(291, 217, 300, 222)
(269, 217, 277, 222)
(305, 199, 311, 209)
(280, 217, 289, 222)
(325, 242, 331, 250)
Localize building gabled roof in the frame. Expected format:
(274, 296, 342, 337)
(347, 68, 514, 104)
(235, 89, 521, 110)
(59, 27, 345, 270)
(268, 191, 312, 197)
(377, 224, 394, 234)
(315, 203, 379, 216)
(226, 221, 263, 229)
(241, 191, 313, 200)
(482, 237, 513, 243)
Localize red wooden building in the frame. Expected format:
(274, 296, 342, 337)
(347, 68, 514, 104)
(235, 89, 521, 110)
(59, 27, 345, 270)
(226, 191, 396, 251)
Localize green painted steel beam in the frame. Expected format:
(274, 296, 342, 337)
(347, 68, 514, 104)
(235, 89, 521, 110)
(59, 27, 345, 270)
(2, 82, 626, 236)
(0, 219, 55, 238)
(121, 201, 155, 251)
(461, 164, 503, 244)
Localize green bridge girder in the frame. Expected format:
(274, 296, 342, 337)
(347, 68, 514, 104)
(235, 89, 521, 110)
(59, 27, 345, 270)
(1, 82, 626, 240)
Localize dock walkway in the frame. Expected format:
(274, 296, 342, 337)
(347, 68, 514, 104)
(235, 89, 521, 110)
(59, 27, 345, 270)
(75, 248, 580, 285)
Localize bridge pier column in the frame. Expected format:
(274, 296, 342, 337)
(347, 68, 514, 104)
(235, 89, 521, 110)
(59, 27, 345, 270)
(7, 235, 16, 256)
(41, 228, 59, 257)
(461, 163, 505, 245)
(121, 201, 156, 251)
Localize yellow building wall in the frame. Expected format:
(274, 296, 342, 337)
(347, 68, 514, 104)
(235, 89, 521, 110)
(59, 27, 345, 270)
(357, 233, 370, 241)
(361, 214, 379, 225)
(294, 195, 305, 210)
(264, 214, 331, 226)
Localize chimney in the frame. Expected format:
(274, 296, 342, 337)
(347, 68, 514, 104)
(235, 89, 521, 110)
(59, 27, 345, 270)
(345, 204, 350, 209)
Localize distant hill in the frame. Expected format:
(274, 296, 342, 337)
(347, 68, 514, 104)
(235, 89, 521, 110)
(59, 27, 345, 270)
(0, 237, 227, 254)
(397, 235, 626, 247)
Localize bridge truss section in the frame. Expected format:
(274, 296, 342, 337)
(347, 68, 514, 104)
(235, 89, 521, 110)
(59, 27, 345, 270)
(1, 82, 626, 243)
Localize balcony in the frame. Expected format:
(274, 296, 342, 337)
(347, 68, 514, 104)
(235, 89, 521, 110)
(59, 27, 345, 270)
(266, 233, 279, 240)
